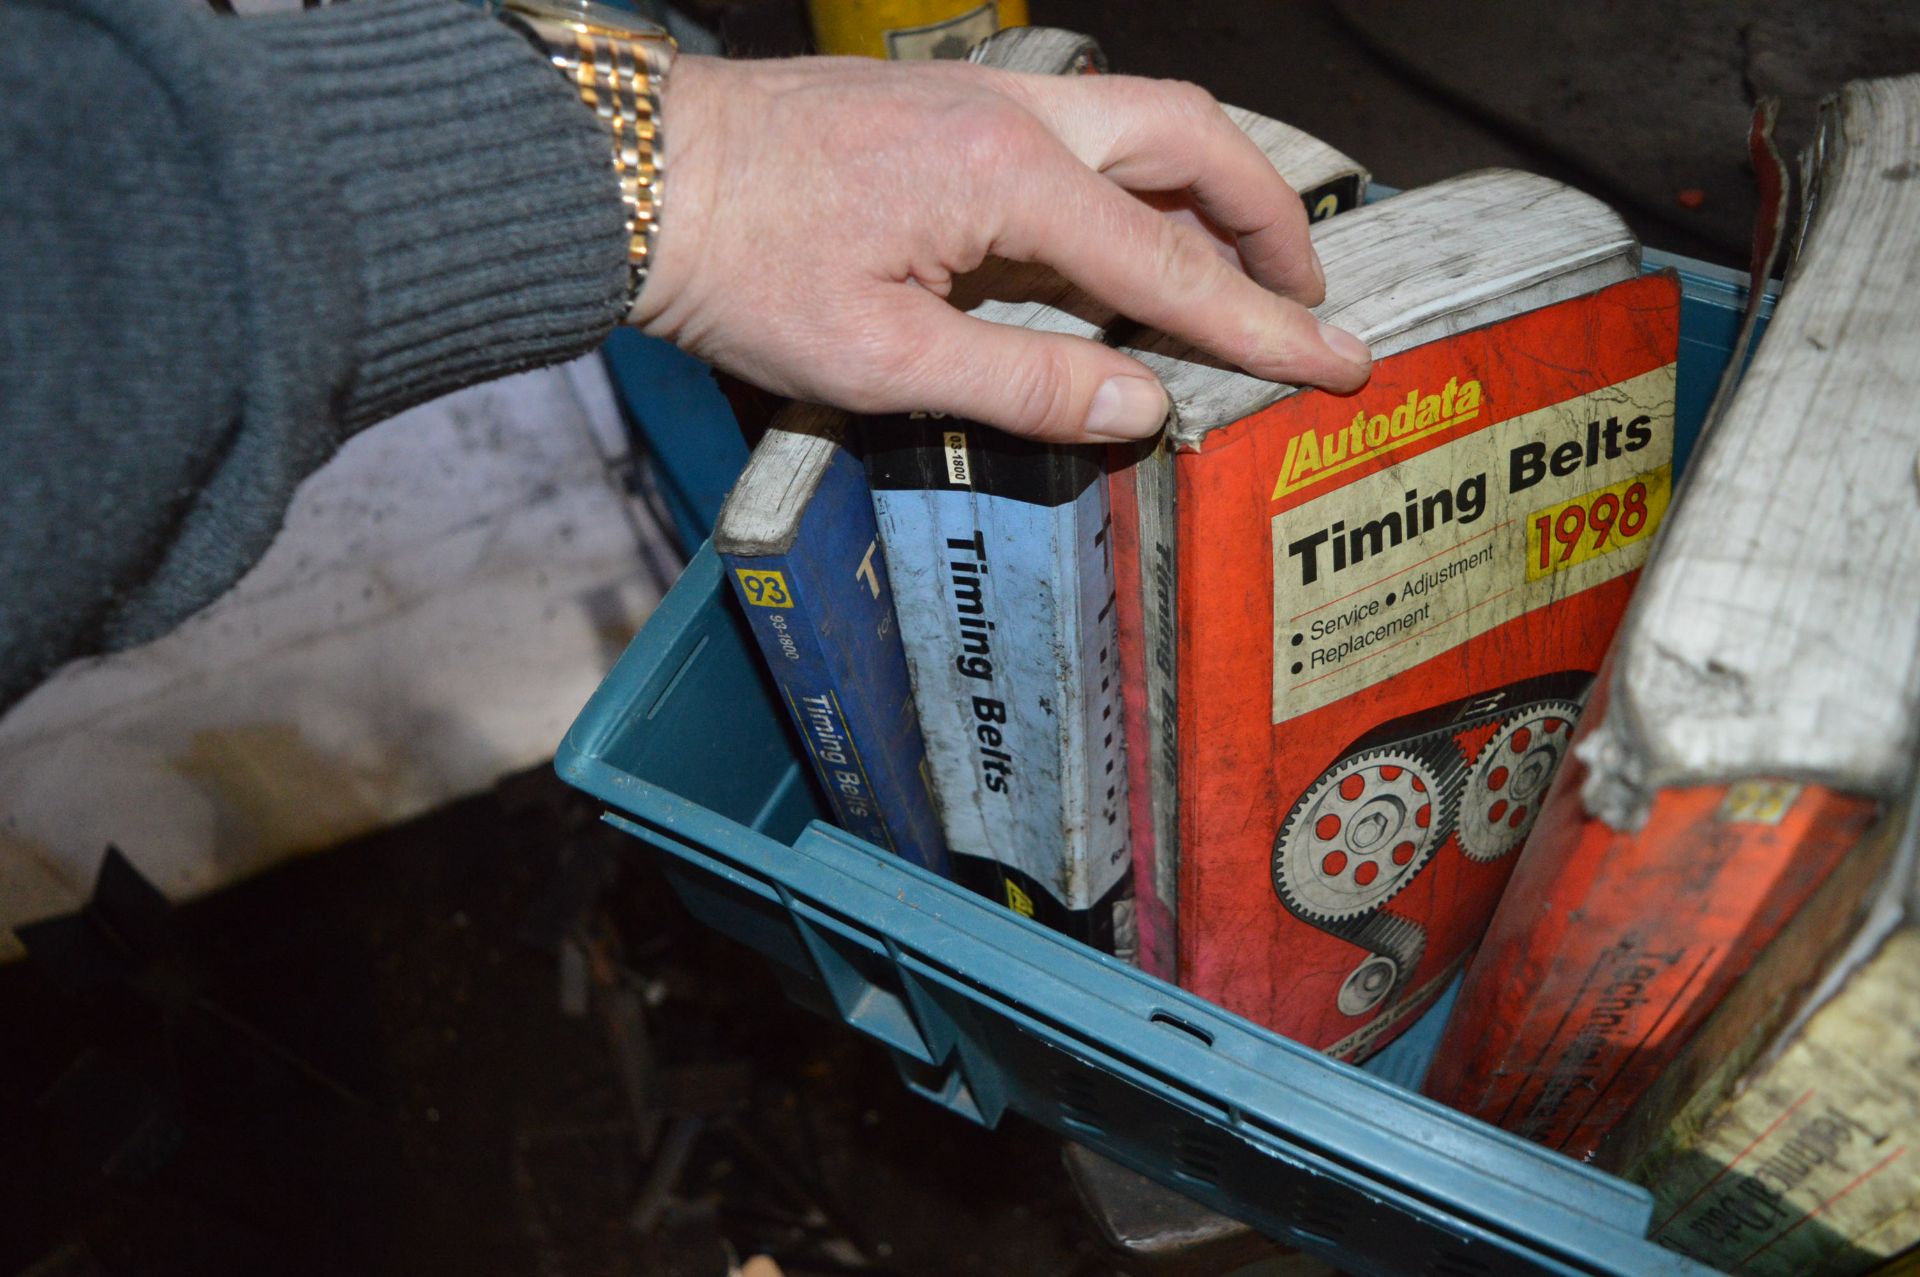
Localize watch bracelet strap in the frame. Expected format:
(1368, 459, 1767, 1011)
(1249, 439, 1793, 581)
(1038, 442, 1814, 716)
(506, 8, 673, 315)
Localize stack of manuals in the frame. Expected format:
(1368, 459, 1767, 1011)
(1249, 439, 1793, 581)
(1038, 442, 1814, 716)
(720, 24, 1373, 964)
(725, 180, 1689, 1068)
(714, 18, 1715, 1065)
(1424, 74, 1920, 1277)
(715, 41, 1920, 1273)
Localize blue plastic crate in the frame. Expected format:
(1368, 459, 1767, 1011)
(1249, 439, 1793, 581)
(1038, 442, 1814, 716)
(558, 252, 1768, 1277)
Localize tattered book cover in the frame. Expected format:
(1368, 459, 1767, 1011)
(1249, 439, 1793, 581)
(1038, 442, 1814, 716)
(1172, 272, 1680, 1057)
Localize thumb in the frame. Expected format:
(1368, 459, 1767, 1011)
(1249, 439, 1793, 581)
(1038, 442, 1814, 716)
(875, 298, 1171, 445)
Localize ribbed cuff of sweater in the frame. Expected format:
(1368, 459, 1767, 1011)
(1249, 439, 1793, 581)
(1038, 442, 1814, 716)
(240, 0, 630, 433)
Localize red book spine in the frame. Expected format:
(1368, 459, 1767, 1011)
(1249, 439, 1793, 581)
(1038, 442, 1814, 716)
(1109, 440, 1175, 979)
(1424, 684, 1882, 1157)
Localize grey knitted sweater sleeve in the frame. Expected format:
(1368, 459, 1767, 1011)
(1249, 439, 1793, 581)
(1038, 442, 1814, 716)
(0, 0, 630, 710)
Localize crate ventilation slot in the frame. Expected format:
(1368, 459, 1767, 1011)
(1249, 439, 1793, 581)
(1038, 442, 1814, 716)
(1171, 1131, 1225, 1189)
(1427, 1248, 1494, 1277)
(1284, 1179, 1354, 1245)
(1051, 1065, 1106, 1137)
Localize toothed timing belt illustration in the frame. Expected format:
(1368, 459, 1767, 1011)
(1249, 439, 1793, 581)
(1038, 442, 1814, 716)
(1271, 672, 1591, 1018)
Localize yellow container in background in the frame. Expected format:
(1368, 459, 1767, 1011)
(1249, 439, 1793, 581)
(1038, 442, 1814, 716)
(806, 0, 1028, 59)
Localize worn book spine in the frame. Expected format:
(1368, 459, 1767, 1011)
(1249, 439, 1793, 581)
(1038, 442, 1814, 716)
(1594, 777, 1905, 1182)
(1109, 434, 1178, 978)
(719, 442, 954, 878)
(1111, 186, 1366, 985)
(1424, 755, 1881, 1158)
(866, 417, 1134, 956)
(1635, 925, 1920, 1276)
(1164, 272, 1679, 1057)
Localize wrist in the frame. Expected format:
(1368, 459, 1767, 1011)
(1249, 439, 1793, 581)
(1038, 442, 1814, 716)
(625, 52, 727, 334)
(494, 0, 677, 317)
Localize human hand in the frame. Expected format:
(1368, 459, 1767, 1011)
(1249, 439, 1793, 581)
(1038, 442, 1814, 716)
(632, 55, 1373, 444)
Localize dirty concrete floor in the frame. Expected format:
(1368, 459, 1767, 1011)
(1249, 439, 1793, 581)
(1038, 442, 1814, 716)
(3, 770, 1103, 1277)
(9, 3, 1920, 1275)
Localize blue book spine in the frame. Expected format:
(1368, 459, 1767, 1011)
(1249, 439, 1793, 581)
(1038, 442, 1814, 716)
(720, 444, 952, 878)
(865, 415, 1135, 959)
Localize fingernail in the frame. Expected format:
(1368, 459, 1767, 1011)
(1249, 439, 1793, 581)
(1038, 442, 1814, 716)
(1085, 376, 1169, 440)
(1309, 250, 1327, 296)
(1318, 321, 1371, 366)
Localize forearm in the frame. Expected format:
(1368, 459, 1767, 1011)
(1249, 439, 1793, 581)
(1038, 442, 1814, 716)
(0, 0, 627, 709)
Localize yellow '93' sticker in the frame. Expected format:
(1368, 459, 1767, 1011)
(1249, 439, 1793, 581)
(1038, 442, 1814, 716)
(1525, 465, 1671, 581)
(1719, 780, 1803, 825)
(1004, 879, 1035, 917)
(734, 568, 792, 608)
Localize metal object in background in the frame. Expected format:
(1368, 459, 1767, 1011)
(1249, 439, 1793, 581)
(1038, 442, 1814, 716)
(1064, 1142, 1294, 1276)
(805, 0, 1027, 60)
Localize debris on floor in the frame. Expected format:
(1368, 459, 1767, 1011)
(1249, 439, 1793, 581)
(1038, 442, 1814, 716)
(3, 768, 1106, 1277)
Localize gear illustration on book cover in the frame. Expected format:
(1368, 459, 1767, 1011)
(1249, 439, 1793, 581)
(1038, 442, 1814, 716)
(1456, 701, 1582, 862)
(1331, 913, 1429, 1017)
(1271, 746, 1461, 924)
(1270, 672, 1594, 1023)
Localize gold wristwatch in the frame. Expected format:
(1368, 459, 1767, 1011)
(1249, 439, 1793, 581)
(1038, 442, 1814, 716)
(493, 0, 677, 316)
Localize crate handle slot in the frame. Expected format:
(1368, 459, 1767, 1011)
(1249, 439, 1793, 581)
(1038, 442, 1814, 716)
(1149, 1010, 1215, 1048)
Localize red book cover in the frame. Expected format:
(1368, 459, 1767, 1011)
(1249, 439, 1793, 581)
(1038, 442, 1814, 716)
(1165, 272, 1681, 1058)
(1423, 688, 1882, 1158)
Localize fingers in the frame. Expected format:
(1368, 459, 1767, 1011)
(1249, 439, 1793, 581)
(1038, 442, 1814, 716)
(858, 294, 1171, 444)
(1135, 190, 1241, 268)
(638, 54, 1368, 445)
(990, 149, 1370, 395)
(997, 74, 1325, 305)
